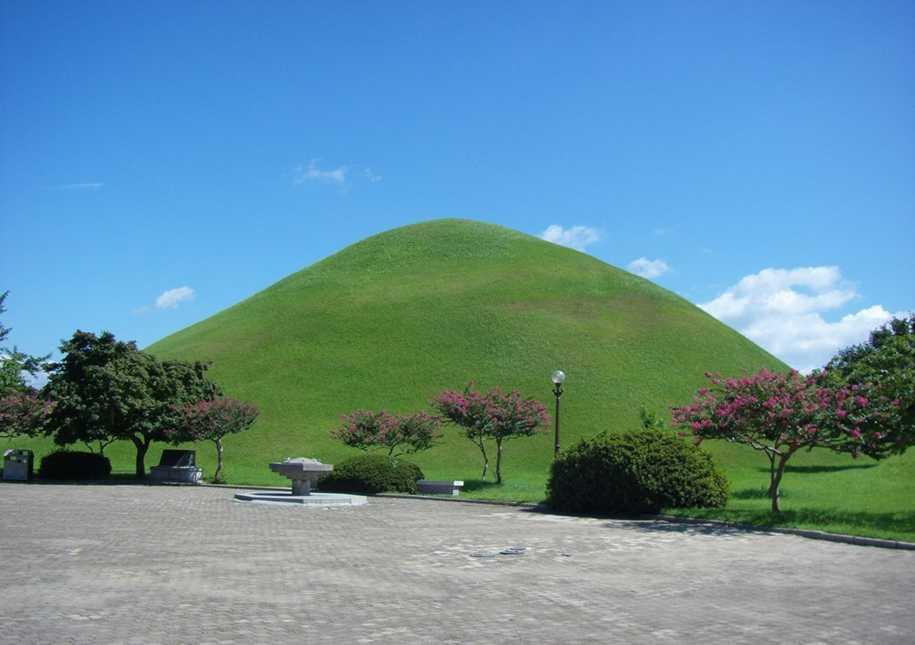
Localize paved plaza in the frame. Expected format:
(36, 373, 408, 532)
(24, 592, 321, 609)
(0, 484, 912, 644)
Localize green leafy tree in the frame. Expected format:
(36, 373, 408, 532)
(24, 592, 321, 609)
(44, 330, 220, 476)
(0, 291, 50, 395)
(171, 397, 259, 483)
(824, 314, 915, 447)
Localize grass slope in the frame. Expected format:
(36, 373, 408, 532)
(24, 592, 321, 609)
(9, 219, 913, 540)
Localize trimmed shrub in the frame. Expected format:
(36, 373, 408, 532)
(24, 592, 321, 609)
(319, 454, 424, 495)
(547, 430, 728, 514)
(39, 451, 112, 481)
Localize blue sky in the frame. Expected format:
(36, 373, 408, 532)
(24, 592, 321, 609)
(1, 1, 912, 375)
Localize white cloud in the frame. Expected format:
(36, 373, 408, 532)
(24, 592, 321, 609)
(364, 168, 383, 183)
(293, 160, 347, 186)
(627, 257, 671, 279)
(52, 182, 104, 191)
(700, 266, 902, 372)
(539, 225, 601, 251)
(702, 267, 855, 320)
(154, 286, 195, 310)
(653, 226, 672, 236)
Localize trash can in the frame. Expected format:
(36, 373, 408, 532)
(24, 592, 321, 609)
(3, 449, 34, 481)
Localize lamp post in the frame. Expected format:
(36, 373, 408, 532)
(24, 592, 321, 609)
(551, 370, 566, 458)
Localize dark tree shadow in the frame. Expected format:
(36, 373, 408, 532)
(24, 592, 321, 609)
(461, 479, 504, 493)
(517, 503, 915, 541)
(612, 520, 765, 538)
(655, 509, 915, 537)
(2, 473, 182, 486)
(730, 488, 772, 500)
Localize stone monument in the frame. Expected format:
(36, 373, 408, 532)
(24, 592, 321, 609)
(149, 449, 203, 484)
(234, 457, 366, 507)
(269, 457, 333, 495)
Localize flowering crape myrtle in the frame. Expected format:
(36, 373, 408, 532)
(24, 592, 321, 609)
(672, 368, 906, 512)
(171, 397, 259, 483)
(331, 409, 441, 459)
(0, 390, 52, 440)
(433, 384, 549, 484)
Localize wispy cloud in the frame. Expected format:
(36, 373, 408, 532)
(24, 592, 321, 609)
(293, 160, 348, 186)
(155, 286, 195, 310)
(135, 286, 196, 314)
(653, 226, 673, 236)
(539, 225, 601, 252)
(364, 168, 383, 183)
(627, 257, 671, 279)
(700, 266, 903, 372)
(51, 182, 104, 191)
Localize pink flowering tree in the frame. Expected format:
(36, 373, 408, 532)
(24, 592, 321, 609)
(433, 384, 549, 484)
(0, 390, 53, 440)
(171, 397, 259, 483)
(672, 368, 905, 512)
(330, 410, 441, 459)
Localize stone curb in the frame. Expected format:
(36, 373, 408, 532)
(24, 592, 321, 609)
(376, 492, 541, 508)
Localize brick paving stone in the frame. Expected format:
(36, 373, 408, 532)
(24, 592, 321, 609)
(0, 484, 912, 644)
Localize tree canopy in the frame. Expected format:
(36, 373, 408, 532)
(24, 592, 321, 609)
(824, 314, 915, 444)
(171, 397, 258, 483)
(44, 330, 220, 476)
(433, 384, 548, 484)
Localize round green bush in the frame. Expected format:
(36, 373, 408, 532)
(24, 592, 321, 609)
(39, 451, 112, 481)
(319, 454, 425, 495)
(547, 430, 728, 514)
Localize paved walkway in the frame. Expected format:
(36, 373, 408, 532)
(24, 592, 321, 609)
(0, 484, 912, 644)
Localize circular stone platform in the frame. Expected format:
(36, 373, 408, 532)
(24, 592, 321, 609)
(234, 490, 367, 506)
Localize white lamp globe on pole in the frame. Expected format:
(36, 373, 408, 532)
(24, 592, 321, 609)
(551, 370, 565, 457)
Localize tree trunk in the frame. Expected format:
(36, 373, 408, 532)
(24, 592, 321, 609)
(495, 438, 504, 484)
(133, 437, 150, 478)
(214, 438, 225, 483)
(768, 453, 791, 513)
(476, 438, 489, 479)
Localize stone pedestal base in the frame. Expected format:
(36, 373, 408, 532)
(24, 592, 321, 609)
(234, 491, 367, 507)
(292, 479, 313, 496)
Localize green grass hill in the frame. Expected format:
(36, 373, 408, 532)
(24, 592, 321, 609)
(147, 218, 785, 479)
(9, 219, 913, 540)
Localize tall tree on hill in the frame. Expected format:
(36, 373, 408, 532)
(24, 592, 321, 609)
(44, 331, 220, 475)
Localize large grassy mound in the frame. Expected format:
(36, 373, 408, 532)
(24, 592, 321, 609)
(147, 218, 784, 477)
(8, 219, 912, 540)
